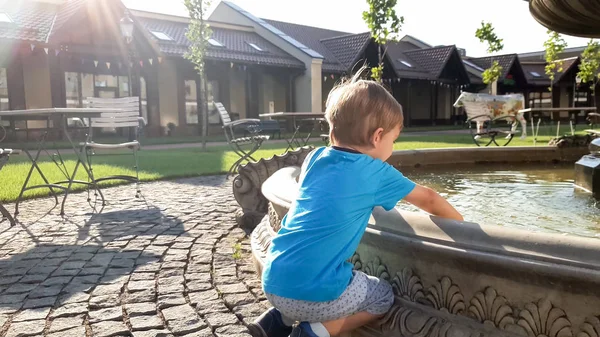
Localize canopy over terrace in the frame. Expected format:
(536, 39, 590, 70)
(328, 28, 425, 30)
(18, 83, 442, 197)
(527, 0, 600, 38)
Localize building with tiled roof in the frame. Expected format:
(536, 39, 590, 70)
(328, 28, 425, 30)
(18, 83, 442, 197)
(0, 0, 595, 140)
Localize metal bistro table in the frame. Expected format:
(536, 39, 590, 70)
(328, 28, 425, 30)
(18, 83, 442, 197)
(259, 112, 325, 151)
(0, 108, 122, 217)
(519, 107, 598, 124)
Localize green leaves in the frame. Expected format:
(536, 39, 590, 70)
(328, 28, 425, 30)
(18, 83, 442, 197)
(362, 0, 404, 82)
(578, 39, 600, 94)
(475, 21, 504, 54)
(184, 0, 212, 74)
(544, 30, 568, 90)
(474, 22, 504, 87)
(482, 60, 502, 85)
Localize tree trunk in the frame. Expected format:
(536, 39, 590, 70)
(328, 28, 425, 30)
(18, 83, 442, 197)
(199, 68, 209, 151)
(378, 44, 382, 82)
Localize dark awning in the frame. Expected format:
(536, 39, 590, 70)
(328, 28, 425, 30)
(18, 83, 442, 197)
(528, 0, 600, 38)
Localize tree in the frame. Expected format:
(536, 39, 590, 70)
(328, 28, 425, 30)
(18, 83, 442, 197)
(184, 0, 212, 151)
(362, 0, 404, 82)
(577, 39, 600, 106)
(475, 21, 504, 92)
(543, 30, 568, 93)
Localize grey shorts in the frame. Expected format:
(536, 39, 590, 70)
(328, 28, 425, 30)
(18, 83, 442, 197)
(265, 271, 393, 322)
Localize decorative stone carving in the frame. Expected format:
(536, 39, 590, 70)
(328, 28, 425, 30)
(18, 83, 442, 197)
(378, 304, 478, 337)
(391, 268, 425, 303)
(578, 316, 600, 337)
(549, 134, 598, 148)
(233, 146, 314, 229)
(517, 299, 572, 337)
(468, 287, 515, 329)
(363, 257, 391, 281)
(268, 203, 281, 233)
(426, 277, 465, 315)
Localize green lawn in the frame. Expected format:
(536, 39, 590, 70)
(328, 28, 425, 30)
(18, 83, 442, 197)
(0, 128, 590, 203)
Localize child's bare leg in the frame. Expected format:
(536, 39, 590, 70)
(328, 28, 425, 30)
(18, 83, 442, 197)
(322, 311, 383, 336)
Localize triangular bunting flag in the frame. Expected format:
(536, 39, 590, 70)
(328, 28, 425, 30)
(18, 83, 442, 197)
(139, 60, 144, 67)
(30, 44, 35, 51)
(324, 76, 327, 82)
(230, 62, 234, 68)
(54, 50, 60, 56)
(94, 60, 98, 68)
(106, 62, 111, 69)
(148, 58, 153, 65)
(157, 57, 163, 64)
(44, 48, 49, 54)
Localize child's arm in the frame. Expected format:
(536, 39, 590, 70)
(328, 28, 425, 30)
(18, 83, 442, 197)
(403, 184, 464, 221)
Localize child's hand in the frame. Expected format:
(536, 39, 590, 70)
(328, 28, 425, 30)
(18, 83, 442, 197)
(403, 185, 463, 221)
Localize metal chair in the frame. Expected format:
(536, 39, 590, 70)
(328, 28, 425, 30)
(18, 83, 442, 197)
(215, 102, 269, 176)
(78, 97, 146, 206)
(0, 148, 20, 226)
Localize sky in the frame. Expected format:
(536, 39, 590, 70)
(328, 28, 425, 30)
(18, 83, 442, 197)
(122, 0, 591, 58)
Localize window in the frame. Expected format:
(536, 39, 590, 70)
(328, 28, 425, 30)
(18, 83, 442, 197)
(0, 13, 12, 23)
(64, 72, 132, 108)
(150, 31, 174, 41)
(530, 71, 541, 77)
(140, 77, 148, 124)
(0, 68, 9, 111)
(208, 38, 224, 47)
(399, 60, 412, 68)
(247, 42, 264, 52)
(185, 80, 198, 124)
(207, 81, 220, 124)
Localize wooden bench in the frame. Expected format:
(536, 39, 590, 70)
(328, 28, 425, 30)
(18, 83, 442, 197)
(0, 148, 20, 226)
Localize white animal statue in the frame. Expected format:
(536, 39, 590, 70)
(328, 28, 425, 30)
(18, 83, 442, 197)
(453, 92, 527, 139)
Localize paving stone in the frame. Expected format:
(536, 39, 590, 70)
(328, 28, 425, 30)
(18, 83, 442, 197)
(49, 315, 85, 332)
(12, 307, 51, 322)
(132, 330, 174, 337)
(105, 267, 133, 276)
(60, 261, 87, 270)
(215, 324, 251, 337)
(205, 312, 240, 327)
(186, 280, 212, 292)
(161, 261, 186, 269)
(89, 294, 121, 309)
(184, 273, 211, 282)
(92, 283, 123, 296)
(222, 293, 256, 307)
(130, 315, 164, 331)
(71, 275, 101, 284)
(196, 299, 229, 316)
(186, 264, 211, 273)
(67, 253, 95, 262)
(50, 303, 88, 318)
(57, 292, 90, 305)
(125, 302, 157, 317)
(19, 274, 48, 284)
(22, 296, 57, 309)
(178, 328, 214, 337)
(4, 283, 37, 294)
(5, 319, 46, 337)
(125, 289, 156, 303)
(91, 320, 130, 337)
(89, 307, 123, 323)
(47, 326, 87, 337)
(188, 289, 219, 305)
(27, 266, 57, 275)
(0, 293, 28, 305)
(79, 267, 106, 276)
(128, 280, 155, 292)
(130, 273, 156, 281)
(162, 305, 207, 335)
(0, 315, 9, 328)
(0, 276, 21, 285)
(157, 294, 186, 309)
(28, 285, 63, 298)
(110, 258, 135, 268)
(3, 267, 29, 276)
(233, 304, 268, 320)
(42, 276, 73, 286)
(52, 268, 80, 277)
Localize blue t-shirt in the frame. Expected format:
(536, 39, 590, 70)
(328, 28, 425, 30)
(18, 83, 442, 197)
(262, 147, 416, 302)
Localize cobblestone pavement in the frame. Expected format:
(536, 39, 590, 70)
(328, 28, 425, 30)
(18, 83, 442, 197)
(0, 176, 267, 337)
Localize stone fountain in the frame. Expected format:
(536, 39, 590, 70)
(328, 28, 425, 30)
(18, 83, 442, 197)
(234, 146, 600, 337)
(575, 138, 600, 196)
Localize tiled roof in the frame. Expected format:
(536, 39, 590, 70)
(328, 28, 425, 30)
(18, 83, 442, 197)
(320, 32, 371, 71)
(404, 45, 456, 78)
(50, 0, 87, 38)
(555, 56, 579, 82)
(137, 17, 304, 69)
(468, 54, 517, 79)
(522, 62, 550, 85)
(264, 19, 349, 72)
(0, 1, 58, 42)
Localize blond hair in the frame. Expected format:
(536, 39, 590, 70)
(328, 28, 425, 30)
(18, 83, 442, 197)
(325, 71, 404, 147)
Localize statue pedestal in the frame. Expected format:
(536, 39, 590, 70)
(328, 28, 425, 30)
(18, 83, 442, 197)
(575, 155, 600, 196)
